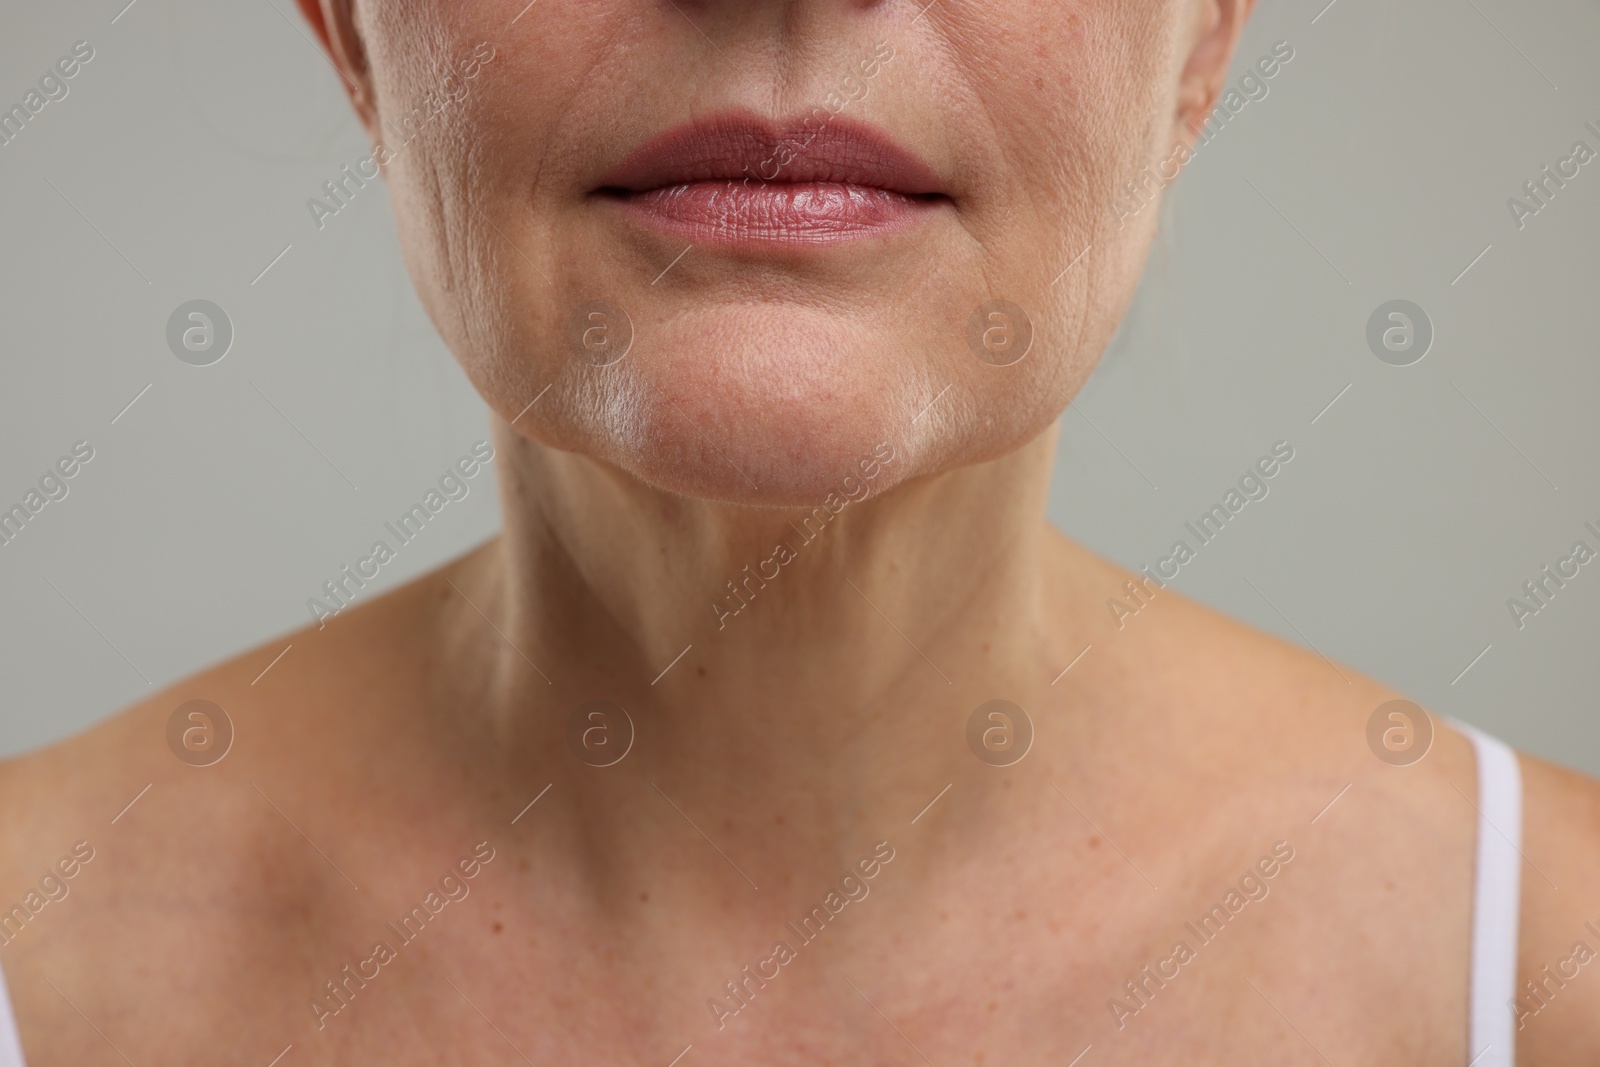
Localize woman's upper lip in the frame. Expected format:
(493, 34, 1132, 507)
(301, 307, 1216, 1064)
(596, 110, 946, 196)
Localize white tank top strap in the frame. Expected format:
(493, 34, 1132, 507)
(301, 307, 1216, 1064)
(0, 957, 27, 1067)
(1446, 716, 1523, 1067)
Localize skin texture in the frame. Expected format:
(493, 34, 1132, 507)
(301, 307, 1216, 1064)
(2, 1, 1599, 1064)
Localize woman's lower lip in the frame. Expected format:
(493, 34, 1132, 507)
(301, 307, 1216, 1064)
(600, 181, 941, 245)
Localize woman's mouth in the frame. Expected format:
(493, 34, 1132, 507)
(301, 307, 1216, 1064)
(592, 110, 950, 248)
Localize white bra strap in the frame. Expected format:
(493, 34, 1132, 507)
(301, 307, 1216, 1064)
(1447, 717, 1522, 1067)
(0, 956, 28, 1067)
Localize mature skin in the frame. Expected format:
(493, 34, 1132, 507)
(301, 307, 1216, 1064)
(3, 0, 1599, 1064)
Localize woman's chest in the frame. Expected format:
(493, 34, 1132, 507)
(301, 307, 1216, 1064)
(48, 890, 1463, 1067)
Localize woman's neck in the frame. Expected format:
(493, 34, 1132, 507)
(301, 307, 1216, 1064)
(428, 416, 1095, 882)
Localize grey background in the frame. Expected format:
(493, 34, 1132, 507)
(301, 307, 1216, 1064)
(2, 1, 1597, 771)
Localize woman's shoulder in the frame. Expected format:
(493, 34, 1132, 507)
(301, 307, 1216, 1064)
(0, 544, 465, 815)
(0, 540, 497, 927)
(0, 617, 321, 843)
(1099, 548, 1600, 1058)
(0, 649, 278, 1061)
(0, 613, 338, 919)
(0, 567, 455, 1061)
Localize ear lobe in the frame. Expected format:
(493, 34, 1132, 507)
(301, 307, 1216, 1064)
(293, 0, 378, 130)
(293, 0, 330, 45)
(1174, 0, 1256, 149)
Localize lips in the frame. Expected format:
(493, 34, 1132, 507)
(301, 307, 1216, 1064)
(593, 110, 948, 247)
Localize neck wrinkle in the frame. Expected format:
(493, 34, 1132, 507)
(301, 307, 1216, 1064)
(435, 416, 1089, 874)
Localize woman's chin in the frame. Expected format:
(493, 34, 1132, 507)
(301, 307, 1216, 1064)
(554, 305, 940, 507)
(512, 308, 934, 508)
(618, 385, 916, 509)
(485, 293, 1065, 508)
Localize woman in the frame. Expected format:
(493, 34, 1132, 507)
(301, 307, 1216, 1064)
(1, 0, 1596, 1063)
